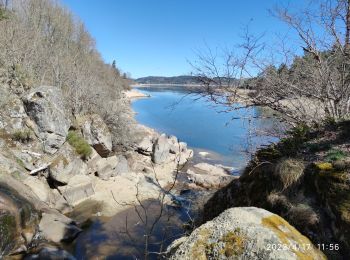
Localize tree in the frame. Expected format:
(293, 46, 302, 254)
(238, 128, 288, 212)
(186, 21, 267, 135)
(191, 0, 350, 126)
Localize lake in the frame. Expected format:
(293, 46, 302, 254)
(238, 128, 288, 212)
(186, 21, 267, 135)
(132, 86, 280, 171)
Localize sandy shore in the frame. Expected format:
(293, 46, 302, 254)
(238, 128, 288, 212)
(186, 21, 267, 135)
(125, 89, 150, 100)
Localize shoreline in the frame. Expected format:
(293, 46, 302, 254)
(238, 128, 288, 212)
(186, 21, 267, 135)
(125, 89, 150, 100)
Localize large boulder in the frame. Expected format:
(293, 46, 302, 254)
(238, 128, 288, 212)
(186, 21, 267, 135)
(22, 86, 71, 154)
(57, 175, 94, 206)
(81, 114, 112, 157)
(39, 211, 81, 243)
(167, 207, 325, 260)
(0, 183, 40, 256)
(152, 134, 171, 164)
(89, 154, 129, 180)
(50, 157, 88, 185)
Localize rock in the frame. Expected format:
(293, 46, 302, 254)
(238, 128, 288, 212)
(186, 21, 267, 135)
(168, 135, 179, 154)
(0, 183, 40, 256)
(39, 211, 81, 243)
(0, 89, 28, 131)
(22, 86, 71, 154)
(90, 155, 129, 180)
(50, 157, 88, 185)
(57, 175, 94, 205)
(24, 246, 76, 260)
(23, 176, 54, 204)
(167, 207, 325, 260)
(187, 163, 235, 189)
(81, 114, 112, 157)
(137, 136, 154, 155)
(115, 155, 129, 175)
(152, 134, 170, 164)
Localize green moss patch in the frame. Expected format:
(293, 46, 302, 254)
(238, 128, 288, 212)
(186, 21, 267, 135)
(67, 131, 92, 159)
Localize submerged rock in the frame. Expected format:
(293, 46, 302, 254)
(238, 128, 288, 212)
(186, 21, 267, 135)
(167, 207, 325, 260)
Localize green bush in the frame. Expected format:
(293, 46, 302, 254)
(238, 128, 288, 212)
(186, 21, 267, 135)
(325, 149, 348, 162)
(12, 130, 32, 143)
(67, 131, 92, 159)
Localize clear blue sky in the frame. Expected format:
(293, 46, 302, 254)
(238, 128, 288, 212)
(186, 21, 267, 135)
(61, 0, 305, 78)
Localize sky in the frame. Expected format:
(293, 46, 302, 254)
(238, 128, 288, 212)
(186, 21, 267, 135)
(60, 0, 306, 79)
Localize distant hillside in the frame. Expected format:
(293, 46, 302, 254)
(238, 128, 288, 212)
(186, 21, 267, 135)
(135, 76, 200, 85)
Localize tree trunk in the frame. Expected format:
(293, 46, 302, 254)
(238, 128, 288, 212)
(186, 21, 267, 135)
(345, 0, 350, 53)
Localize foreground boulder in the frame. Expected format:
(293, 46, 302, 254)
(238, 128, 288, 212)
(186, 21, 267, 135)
(167, 207, 325, 260)
(22, 86, 71, 154)
(0, 183, 40, 256)
(152, 134, 170, 164)
(80, 114, 112, 157)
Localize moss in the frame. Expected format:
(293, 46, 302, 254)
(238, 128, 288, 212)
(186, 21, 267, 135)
(191, 228, 211, 260)
(0, 213, 17, 254)
(67, 130, 92, 159)
(221, 230, 246, 257)
(262, 215, 326, 260)
(315, 162, 333, 171)
(15, 158, 25, 169)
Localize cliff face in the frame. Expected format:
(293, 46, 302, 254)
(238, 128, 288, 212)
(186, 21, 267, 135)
(202, 123, 350, 258)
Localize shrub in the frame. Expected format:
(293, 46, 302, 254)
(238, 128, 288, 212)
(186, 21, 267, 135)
(67, 131, 92, 159)
(287, 203, 319, 228)
(325, 149, 348, 162)
(274, 158, 305, 190)
(12, 130, 32, 143)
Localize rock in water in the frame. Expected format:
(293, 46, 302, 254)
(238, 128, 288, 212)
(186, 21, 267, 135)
(22, 86, 71, 154)
(167, 207, 325, 260)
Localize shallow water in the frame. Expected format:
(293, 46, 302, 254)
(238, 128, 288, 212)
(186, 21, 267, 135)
(132, 86, 279, 169)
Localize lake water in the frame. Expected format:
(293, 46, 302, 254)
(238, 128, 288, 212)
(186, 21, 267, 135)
(132, 86, 280, 170)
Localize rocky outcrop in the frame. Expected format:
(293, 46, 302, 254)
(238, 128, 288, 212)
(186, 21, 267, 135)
(22, 86, 71, 154)
(137, 133, 193, 165)
(80, 114, 112, 157)
(187, 163, 236, 189)
(167, 207, 325, 260)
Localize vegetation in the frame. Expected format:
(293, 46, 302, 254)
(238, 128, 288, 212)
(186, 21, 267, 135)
(135, 75, 200, 85)
(204, 121, 350, 258)
(67, 131, 92, 159)
(11, 129, 31, 143)
(192, 0, 350, 127)
(0, 0, 135, 147)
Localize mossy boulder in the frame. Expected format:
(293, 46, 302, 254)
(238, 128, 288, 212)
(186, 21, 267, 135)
(167, 207, 325, 260)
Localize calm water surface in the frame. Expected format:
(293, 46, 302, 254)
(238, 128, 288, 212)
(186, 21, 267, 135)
(132, 86, 279, 170)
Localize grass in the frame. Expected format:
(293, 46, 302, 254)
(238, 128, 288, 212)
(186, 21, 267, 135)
(67, 130, 92, 159)
(274, 158, 305, 190)
(325, 149, 348, 162)
(11, 130, 32, 143)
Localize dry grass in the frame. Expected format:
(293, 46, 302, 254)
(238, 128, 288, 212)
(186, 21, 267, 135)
(274, 158, 305, 190)
(287, 203, 319, 228)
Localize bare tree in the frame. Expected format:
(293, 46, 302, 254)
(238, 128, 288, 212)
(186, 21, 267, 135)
(191, 0, 350, 127)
